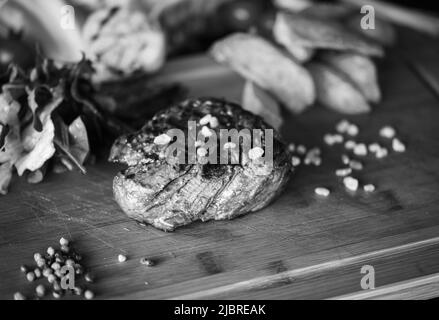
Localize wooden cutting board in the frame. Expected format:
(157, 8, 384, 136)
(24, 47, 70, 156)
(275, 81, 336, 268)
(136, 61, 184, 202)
(1, 30, 439, 300)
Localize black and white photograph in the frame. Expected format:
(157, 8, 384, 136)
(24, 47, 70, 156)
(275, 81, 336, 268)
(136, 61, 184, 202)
(1, 0, 439, 305)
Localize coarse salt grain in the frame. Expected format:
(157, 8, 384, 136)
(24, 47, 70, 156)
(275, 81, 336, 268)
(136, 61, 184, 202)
(43, 268, 52, 278)
(336, 120, 350, 133)
(315, 187, 330, 197)
(33, 253, 42, 263)
(194, 140, 203, 148)
(349, 160, 364, 171)
(364, 184, 376, 192)
(84, 290, 94, 300)
(312, 157, 322, 166)
(47, 247, 55, 256)
(347, 124, 359, 136)
(140, 258, 155, 267)
(14, 292, 26, 300)
(209, 116, 219, 128)
(343, 176, 359, 191)
(154, 134, 171, 145)
(34, 268, 41, 278)
(324, 134, 343, 146)
(305, 148, 322, 166)
(341, 154, 350, 165)
(380, 126, 396, 139)
(197, 147, 208, 157)
(199, 114, 212, 126)
(36, 285, 46, 298)
(51, 262, 61, 270)
(248, 147, 264, 160)
(336, 168, 352, 177)
(376, 147, 388, 159)
(288, 143, 295, 152)
(26, 272, 35, 282)
(344, 140, 356, 150)
(291, 156, 301, 167)
(47, 274, 56, 284)
(392, 138, 406, 152)
(200, 126, 213, 137)
(368, 143, 381, 153)
(296, 145, 306, 155)
(307, 147, 321, 156)
(59, 237, 69, 246)
(223, 142, 236, 149)
(353, 143, 368, 156)
(118, 254, 127, 263)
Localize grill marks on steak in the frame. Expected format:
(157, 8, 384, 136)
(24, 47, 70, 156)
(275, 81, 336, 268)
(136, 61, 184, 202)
(110, 98, 291, 231)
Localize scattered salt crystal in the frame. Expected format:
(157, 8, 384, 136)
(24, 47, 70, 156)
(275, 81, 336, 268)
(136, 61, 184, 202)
(118, 254, 127, 263)
(308, 147, 321, 156)
(341, 154, 350, 165)
(368, 143, 381, 153)
(248, 147, 264, 160)
(305, 148, 322, 166)
(35, 285, 45, 298)
(209, 116, 219, 128)
(197, 147, 208, 157)
(353, 143, 368, 156)
(380, 126, 396, 139)
(324, 134, 343, 146)
(200, 114, 219, 128)
(199, 114, 212, 126)
(200, 126, 213, 137)
(47, 247, 55, 256)
(336, 120, 350, 134)
(344, 140, 356, 150)
(363, 184, 376, 192)
(349, 160, 364, 171)
(296, 145, 306, 155)
(223, 142, 236, 149)
(59, 237, 69, 246)
(288, 143, 295, 152)
(376, 147, 388, 159)
(347, 124, 359, 136)
(194, 140, 203, 148)
(154, 134, 172, 145)
(336, 168, 352, 177)
(343, 176, 359, 191)
(84, 290, 94, 300)
(333, 134, 344, 143)
(14, 292, 26, 300)
(26, 272, 35, 282)
(315, 187, 330, 197)
(312, 157, 322, 166)
(392, 138, 406, 152)
(324, 134, 332, 145)
(291, 156, 301, 167)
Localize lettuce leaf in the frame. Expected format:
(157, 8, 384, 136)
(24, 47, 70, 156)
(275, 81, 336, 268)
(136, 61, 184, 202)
(0, 162, 13, 195)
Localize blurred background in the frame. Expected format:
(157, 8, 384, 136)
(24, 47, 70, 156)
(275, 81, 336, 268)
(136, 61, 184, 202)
(1, 0, 438, 73)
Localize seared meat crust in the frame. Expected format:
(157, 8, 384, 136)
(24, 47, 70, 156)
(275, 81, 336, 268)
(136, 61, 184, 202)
(110, 98, 291, 231)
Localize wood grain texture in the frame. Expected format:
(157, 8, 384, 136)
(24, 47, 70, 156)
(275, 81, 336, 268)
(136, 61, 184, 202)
(1, 31, 439, 300)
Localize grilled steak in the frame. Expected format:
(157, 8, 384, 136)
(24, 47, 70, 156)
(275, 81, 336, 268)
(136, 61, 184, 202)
(109, 98, 291, 231)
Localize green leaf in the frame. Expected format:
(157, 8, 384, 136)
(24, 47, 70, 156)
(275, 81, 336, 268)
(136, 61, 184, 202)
(68, 117, 89, 165)
(15, 118, 56, 176)
(0, 162, 13, 195)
